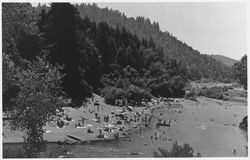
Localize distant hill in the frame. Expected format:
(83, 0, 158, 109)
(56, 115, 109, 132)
(74, 3, 234, 82)
(210, 55, 238, 66)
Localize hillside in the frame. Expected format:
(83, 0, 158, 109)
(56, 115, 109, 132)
(75, 3, 234, 82)
(210, 55, 238, 66)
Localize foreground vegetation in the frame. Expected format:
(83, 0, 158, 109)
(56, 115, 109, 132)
(153, 141, 201, 157)
(239, 116, 248, 130)
(234, 55, 247, 90)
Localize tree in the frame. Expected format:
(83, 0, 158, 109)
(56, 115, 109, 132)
(2, 53, 20, 112)
(2, 3, 40, 62)
(39, 3, 92, 103)
(170, 76, 186, 97)
(3, 55, 64, 157)
(102, 87, 126, 104)
(234, 55, 247, 90)
(148, 37, 155, 49)
(126, 85, 152, 104)
(83, 40, 103, 90)
(95, 22, 115, 72)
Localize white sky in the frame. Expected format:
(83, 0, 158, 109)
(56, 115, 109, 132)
(96, 2, 247, 60)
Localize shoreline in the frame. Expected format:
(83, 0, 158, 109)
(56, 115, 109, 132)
(3, 95, 248, 157)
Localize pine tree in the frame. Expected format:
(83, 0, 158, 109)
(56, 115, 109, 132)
(39, 3, 92, 103)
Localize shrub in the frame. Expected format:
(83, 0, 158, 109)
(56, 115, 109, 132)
(153, 141, 200, 157)
(102, 86, 126, 105)
(193, 86, 228, 100)
(150, 81, 172, 97)
(126, 85, 152, 104)
(185, 89, 197, 101)
(102, 85, 152, 105)
(239, 116, 248, 130)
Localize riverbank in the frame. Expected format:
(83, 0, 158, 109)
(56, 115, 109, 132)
(3, 94, 247, 158)
(3, 94, 162, 157)
(3, 94, 156, 143)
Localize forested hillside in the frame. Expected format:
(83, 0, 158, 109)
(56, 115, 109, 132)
(3, 3, 188, 107)
(75, 3, 234, 82)
(210, 54, 238, 66)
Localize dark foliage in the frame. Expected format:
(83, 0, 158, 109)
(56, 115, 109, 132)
(2, 3, 40, 63)
(75, 3, 235, 82)
(153, 141, 201, 157)
(38, 3, 93, 103)
(239, 116, 247, 130)
(234, 55, 247, 90)
(187, 86, 229, 100)
(36, 3, 187, 104)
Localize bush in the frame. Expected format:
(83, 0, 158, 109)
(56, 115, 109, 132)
(153, 141, 200, 157)
(102, 86, 126, 105)
(149, 76, 186, 98)
(193, 86, 228, 100)
(170, 76, 186, 97)
(150, 81, 172, 97)
(102, 85, 152, 105)
(126, 85, 152, 104)
(239, 116, 247, 130)
(185, 89, 197, 101)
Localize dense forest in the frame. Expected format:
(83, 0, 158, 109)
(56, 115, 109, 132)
(3, 3, 189, 107)
(74, 3, 235, 82)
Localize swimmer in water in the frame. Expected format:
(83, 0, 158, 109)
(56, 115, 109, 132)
(232, 149, 236, 154)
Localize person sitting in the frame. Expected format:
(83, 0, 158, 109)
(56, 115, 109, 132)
(97, 116, 101, 123)
(87, 128, 93, 133)
(63, 149, 68, 155)
(82, 118, 85, 126)
(57, 140, 63, 148)
(65, 116, 72, 121)
(164, 120, 166, 125)
(97, 129, 104, 138)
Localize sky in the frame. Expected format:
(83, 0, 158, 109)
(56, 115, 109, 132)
(96, 2, 247, 60)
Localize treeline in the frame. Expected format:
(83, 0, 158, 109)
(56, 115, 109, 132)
(186, 86, 230, 101)
(234, 55, 247, 90)
(75, 3, 234, 82)
(3, 3, 187, 107)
